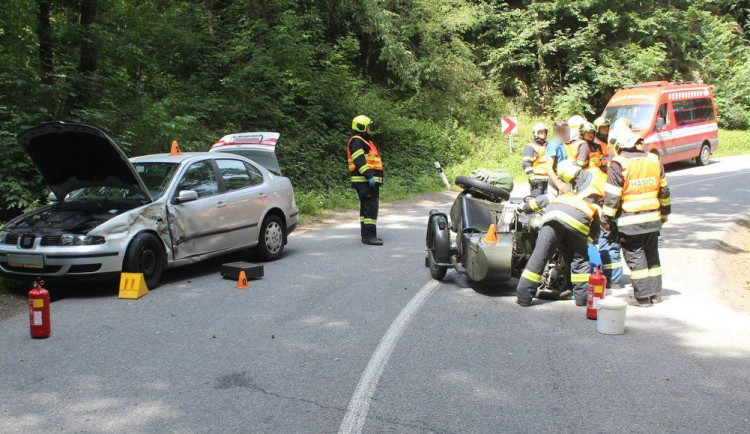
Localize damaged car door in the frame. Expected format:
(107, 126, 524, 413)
(167, 160, 225, 260)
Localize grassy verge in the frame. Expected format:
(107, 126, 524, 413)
(715, 129, 750, 157)
(295, 173, 448, 223)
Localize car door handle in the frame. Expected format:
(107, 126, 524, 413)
(216, 201, 226, 208)
(259, 192, 267, 198)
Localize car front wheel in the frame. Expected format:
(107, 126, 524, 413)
(254, 214, 285, 261)
(123, 232, 165, 289)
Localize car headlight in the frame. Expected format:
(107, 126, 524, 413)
(59, 234, 105, 246)
(0, 231, 6, 244)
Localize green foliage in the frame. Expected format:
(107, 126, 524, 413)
(0, 0, 749, 223)
(714, 129, 750, 157)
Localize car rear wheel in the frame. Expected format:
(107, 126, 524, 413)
(123, 233, 165, 289)
(254, 214, 285, 261)
(696, 143, 711, 166)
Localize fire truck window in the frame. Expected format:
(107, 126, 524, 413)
(656, 103, 668, 129)
(673, 98, 715, 126)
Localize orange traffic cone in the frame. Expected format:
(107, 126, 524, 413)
(170, 140, 182, 156)
(484, 224, 499, 243)
(236, 271, 250, 289)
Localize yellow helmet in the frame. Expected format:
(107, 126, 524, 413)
(352, 115, 372, 132)
(556, 159, 582, 184)
(593, 116, 610, 131)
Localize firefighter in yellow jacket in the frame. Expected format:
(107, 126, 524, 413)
(601, 134, 670, 306)
(516, 160, 607, 307)
(347, 115, 385, 245)
(522, 123, 550, 197)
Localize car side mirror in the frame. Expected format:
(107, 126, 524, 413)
(176, 190, 199, 203)
(654, 118, 666, 130)
(48, 192, 58, 203)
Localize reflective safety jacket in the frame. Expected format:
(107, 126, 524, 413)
(522, 141, 549, 180)
(602, 150, 670, 235)
(570, 139, 604, 169)
(594, 137, 612, 171)
(347, 135, 384, 186)
(565, 139, 586, 162)
(523, 169, 604, 240)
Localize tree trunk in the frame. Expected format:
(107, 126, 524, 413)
(38, 0, 54, 85)
(205, 0, 215, 37)
(78, 0, 98, 76)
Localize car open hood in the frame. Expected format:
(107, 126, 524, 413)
(16, 122, 152, 202)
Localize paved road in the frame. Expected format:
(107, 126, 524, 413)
(1, 156, 749, 433)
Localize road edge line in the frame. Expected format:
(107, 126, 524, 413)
(338, 279, 441, 434)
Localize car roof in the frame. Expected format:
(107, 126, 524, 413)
(130, 152, 251, 164)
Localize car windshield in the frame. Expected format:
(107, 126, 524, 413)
(133, 162, 179, 198)
(603, 104, 656, 131)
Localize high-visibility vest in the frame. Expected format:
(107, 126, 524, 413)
(614, 153, 661, 213)
(595, 137, 612, 167)
(587, 147, 604, 169)
(577, 168, 607, 200)
(529, 143, 548, 176)
(347, 135, 384, 182)
(553, 192, 597, 219)
(565, 139, 586, 161)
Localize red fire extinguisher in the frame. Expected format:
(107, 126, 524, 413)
(28, 278, 51, 339)
(586, 266, 607, 320)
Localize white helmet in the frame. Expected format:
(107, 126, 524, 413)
(567, 115, 586, 141)
(609, 117, 633, 145)
(615, 132, 642, 150)
(533, 122, 548, 141)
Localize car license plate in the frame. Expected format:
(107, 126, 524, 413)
(7, 253, 44, 269)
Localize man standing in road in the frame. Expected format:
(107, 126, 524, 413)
(347, 115, 384, 246)
(602, 134, 670, 306)
(522, 123, 550, 197)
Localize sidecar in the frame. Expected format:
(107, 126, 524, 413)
(425, 176, 542, 284)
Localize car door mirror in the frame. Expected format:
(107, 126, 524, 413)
(176, 190, 199, 203)
(654, 118, 666, 130)
(48, 192, 58, 203)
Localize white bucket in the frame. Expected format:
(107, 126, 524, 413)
(596, 297, 627, 335)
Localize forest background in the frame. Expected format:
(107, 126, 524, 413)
(1, 0, 748, 220)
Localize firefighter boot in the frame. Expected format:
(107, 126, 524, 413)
(362, 237, 384, 246)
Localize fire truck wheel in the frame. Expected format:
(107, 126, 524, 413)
(696, 143, 711, 166)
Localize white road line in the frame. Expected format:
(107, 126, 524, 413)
(338, 279, 441, 434)
(670, 171, 749, 189)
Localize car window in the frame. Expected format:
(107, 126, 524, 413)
(217, 159, 252, 191)
(245, 162, 264, 186)
(176, 161, 219, 198)
(229, 149, 282, 175)
(672, 98, 715, 126)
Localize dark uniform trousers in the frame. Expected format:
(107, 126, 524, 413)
(516, 221, 591, 306)
(355, 184, 379, 238)
(619, 231, 661, 298)
(529, 179, 549, 198)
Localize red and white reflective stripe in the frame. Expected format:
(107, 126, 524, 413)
(643, 123, 718, 145)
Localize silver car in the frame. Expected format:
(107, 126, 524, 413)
(0, 122, 298, 288)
